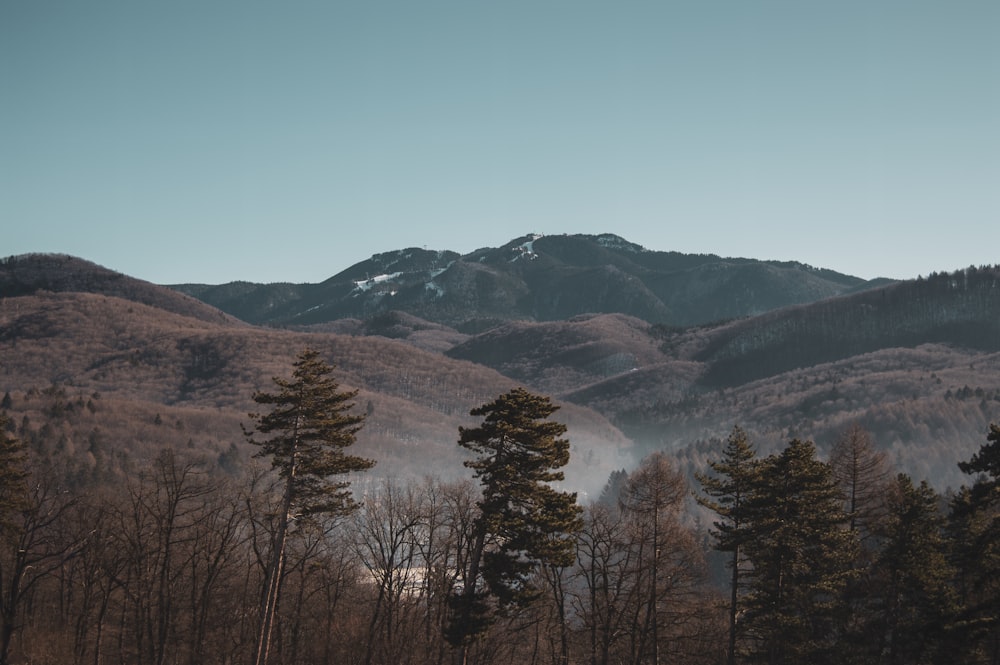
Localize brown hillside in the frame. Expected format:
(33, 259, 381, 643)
(4, 260, 997, 494)
(0, 292, 632, 495)
(615, 344, 1000, 491)
(1, 254, 241, 325)
(447, 313, 667, 395)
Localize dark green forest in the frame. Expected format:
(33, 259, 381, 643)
(0, 356, 997, 665)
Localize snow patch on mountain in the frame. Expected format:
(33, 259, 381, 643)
(510, 234, 543, 262)
(425, 281, 445, 298)
(430, 263, 453, 279)
(352, 272, 401, 294)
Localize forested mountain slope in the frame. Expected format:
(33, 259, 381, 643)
(692, 267, 1000, 386)
(171, 233, 881, 328)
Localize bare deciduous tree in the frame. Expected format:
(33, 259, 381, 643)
(830, 423, 891, 543)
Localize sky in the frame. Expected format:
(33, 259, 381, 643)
(2, 1, 998, 285)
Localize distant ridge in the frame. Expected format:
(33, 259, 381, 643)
(0, 253, 239, 326)
(170, 233, 886, 328)
(693, 266, 1000, 386)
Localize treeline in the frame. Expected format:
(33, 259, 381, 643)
(698, 265, 1000, 386)
(698, 424, 999, 665)
(0, 402, 998, 663)
(0, 420, 725, 665)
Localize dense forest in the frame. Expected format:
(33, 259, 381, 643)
(0, 352, 997, 665)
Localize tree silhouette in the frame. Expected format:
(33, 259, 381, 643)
(446, 388, 582, 663)
(244, 349, 374, 665)
(947, 423, 1000, 663)
(697, 425, 759, 665)
(869, 474, 956, 664)
(741, 439, 858, 665)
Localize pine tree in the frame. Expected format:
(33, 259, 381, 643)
(946, 423, 1000, 664)
(741, 439, 858, 665)
(959, 422, 1000, 480)
(867, 474, 956, 665)
(597, 468, 628, 508)
(696, 425, 758, 665)
(244, 349, 375, 665)
(446, 388, 583, 661)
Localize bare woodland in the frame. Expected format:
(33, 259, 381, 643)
(1, 406, 998, 664)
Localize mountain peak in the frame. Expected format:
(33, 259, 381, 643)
(592, 233, 646, 253)
(169, 233, 873, 328)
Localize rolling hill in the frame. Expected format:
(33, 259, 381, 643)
(0, 288, 633, 497)
(2, 249, 998, 493)
(444, 267, 1000, 489)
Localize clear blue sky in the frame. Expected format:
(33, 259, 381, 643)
(3, 1, 997, 285)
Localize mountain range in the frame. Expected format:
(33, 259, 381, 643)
(2, 236, 998, 495)
(170, 233, 889, 329)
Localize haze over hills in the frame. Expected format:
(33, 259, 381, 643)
(439, 268, 1000, 489)
(2, 239, 998, 493)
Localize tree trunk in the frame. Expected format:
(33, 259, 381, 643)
(0, 617, 15, 665)
(546, 564, 570, 665)
(452, 521, 487, 656)
(0, 549, 25, 665)
(93, 591, 110, 665)
(254, 462, 295, 665)
(727, 546, 739, 665)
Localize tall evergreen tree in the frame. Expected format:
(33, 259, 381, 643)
(598, 468, 629, 508)
(947, 423, 1000, 664)
(741, 439, 858, 665)
(696, 425, 759, 665)
(866, 474, 956, 665)
(244, 349, 374, 665)
(446, 388, 583, 663)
